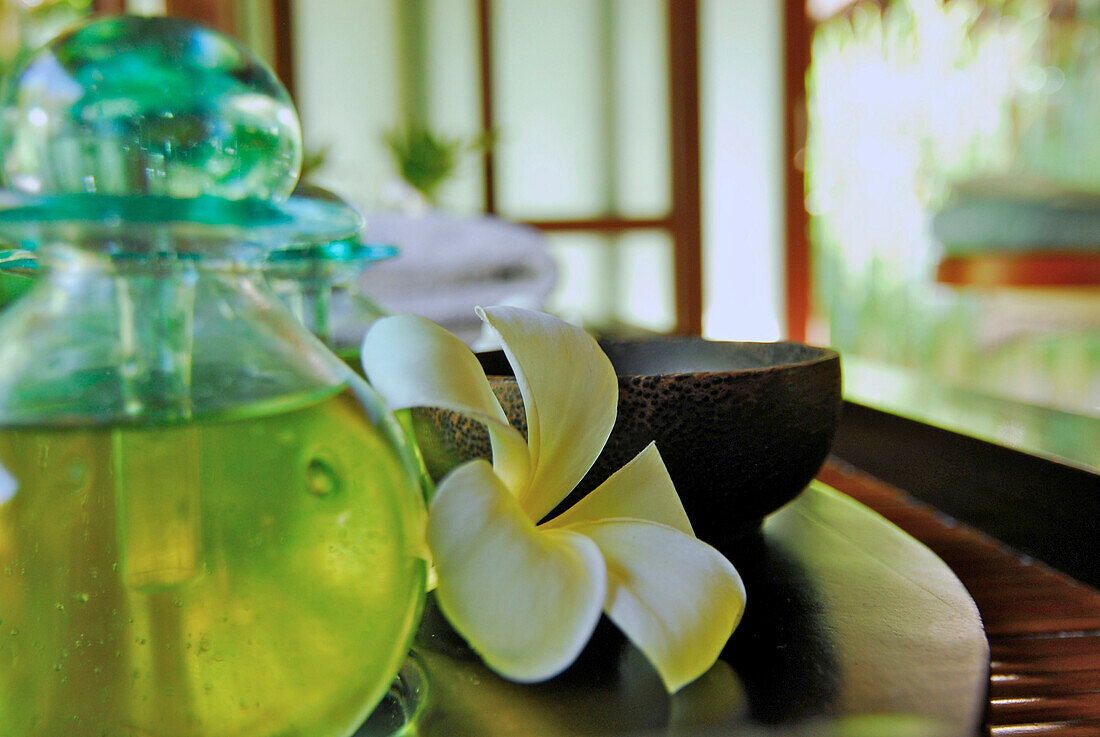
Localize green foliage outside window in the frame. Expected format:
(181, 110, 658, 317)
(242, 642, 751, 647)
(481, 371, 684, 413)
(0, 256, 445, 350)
(807, 0, 1099, 466)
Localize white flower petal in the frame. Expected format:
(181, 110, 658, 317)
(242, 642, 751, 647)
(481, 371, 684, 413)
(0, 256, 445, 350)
(540, 443, 693, 536)
(363, 314, 530, 495)
(569, 519, 746, 693)
(428, 460, 607, 682)
(478, 306, 617, 522)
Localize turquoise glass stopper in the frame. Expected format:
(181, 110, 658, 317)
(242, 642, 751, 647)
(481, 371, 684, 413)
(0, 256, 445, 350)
(0, 15, 302, 201)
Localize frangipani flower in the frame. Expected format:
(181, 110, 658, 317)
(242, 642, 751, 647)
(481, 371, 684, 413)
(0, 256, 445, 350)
(362, 306, 746, 692)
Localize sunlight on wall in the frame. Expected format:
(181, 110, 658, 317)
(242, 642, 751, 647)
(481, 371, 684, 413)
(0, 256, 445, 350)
(423, 0, 483, 211)
(293, 1, 400, 208)
(494, 0, 608, 219)
(700, 0, 784, 342)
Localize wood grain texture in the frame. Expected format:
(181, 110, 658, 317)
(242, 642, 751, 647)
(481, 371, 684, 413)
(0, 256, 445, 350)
(819, 459, 1100, 737)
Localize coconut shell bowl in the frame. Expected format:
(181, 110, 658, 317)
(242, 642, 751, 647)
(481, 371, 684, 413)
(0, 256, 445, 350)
(409, 337, 842, 548)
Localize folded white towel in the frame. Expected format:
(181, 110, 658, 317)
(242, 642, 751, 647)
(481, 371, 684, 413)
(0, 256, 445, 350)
(359, 211, 557, 345)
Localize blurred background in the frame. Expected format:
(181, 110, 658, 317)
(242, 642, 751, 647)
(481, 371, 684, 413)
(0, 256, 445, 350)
(2, 0, 1097, 470)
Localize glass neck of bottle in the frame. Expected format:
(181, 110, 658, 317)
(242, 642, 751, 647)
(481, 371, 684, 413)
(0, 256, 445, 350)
(0, 200, 359, 427)
(0, 242, 310, 427)
(44, 250, 222, 423)
(114, 259, 199, 422)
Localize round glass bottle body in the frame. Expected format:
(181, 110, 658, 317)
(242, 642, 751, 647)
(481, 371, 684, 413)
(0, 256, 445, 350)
(0, 197, 427, 737)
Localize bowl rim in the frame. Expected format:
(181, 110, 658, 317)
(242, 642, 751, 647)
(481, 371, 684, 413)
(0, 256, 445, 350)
(477, 337, 840, 379)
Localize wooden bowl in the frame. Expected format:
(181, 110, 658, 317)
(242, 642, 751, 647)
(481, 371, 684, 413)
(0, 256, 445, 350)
(410, 338, 841, 545)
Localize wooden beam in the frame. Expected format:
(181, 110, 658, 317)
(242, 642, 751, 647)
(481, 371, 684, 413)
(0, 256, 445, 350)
(92, 0, 126, 13)
(271, 0, 296, 101)
(523, 216, 673, 233)
(476, 0, 497, 215)
(667, 0, 703, 336)
(165, 0, 237, 36)
(783, 0, 812, 341)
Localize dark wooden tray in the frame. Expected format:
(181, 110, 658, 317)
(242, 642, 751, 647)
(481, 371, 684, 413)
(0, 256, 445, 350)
(359, 482, 988, 737)
(819, 458, 1100, 736)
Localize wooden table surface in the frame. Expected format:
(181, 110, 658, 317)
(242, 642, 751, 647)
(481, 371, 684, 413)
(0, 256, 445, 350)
(818, 458, 1100, 736)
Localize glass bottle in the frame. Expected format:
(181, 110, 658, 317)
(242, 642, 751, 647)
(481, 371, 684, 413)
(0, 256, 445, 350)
(0, 16, 427, 737)
(265, 186, 396, 364)
(266, 235, 395, 360)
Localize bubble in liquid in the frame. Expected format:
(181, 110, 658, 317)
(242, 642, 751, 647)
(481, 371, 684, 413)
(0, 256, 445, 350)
(305, 455, 339, 497)
(0, 16, 302, 200)
(66, 464, 87, 492)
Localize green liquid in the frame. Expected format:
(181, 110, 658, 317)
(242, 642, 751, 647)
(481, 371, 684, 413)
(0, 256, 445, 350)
(0, 386, 426, 737)
(336, 352, 437, 495)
